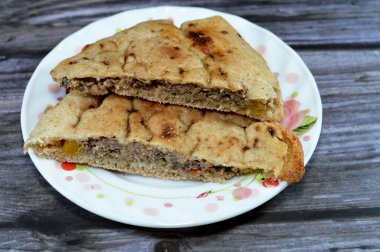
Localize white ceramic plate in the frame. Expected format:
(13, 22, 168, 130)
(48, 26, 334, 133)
(21, 6, 322, 228)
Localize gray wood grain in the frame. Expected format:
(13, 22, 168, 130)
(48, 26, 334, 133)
(2, 218, 380, 251)
(1, 0, 380, 56)
(1, 0, 380, 251)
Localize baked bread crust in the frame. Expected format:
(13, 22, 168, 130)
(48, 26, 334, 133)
(50, 16, 283, 121)
(24, 91, 304, 183)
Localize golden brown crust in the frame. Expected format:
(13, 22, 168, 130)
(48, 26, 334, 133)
(180, 16, 280, 102)
(50, 19, 208, 90)
(24, 91, 304, 183)
(278, 129, 305, 184)
(50, 16, 283, 121)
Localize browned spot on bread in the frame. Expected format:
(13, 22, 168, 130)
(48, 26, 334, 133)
(69, 61, 77, 65)
(187, 31, 212, 46)
(255, 125, 261, 131)
(82, 57, 89, 60)
(188, 23, 195, 27)
(221, 30, 228, 34)
(82, 44, 90, 51)
(253, 138, 259, 148)
(99, 43, 104, 49)
(267, 126, 276, 137)
(206, 52, 215, 59)
(151, 29, 155, 33)
(123, 55, 127, 66)
(161, 70, 169, 76)
(243, 146, 249, 151)
(227, 49, 233, 54)
(161, 45, 181, 60)
(103, 60, 110, 66)
(174, 46, 180, 51)
(237, 33, 242, 38)
(213, 51, 224, 58)
(161, 122, 177, 138)
(218, 67, 226, 76)
(178, 68, 185, 75)
(226, 136, 240, 146)
(125, 53, 136, 63)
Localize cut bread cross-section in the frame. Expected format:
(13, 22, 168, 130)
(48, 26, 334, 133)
(24, 91, 304, 184)
(51, 16, 283, 121)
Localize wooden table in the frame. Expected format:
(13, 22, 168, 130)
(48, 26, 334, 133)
(1, 1, 380, 250)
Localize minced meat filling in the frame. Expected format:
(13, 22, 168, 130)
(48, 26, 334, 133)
(62, 77, 272, 113)
(83, 138, 238, 176)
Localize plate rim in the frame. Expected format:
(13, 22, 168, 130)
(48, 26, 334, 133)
(20, 5, 322, 228)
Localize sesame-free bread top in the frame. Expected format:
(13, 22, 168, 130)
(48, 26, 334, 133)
(25, 91, 303, 183)
(50, 16, 283, 121)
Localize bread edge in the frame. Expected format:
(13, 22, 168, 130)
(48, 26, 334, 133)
(278, 130, 305, 184)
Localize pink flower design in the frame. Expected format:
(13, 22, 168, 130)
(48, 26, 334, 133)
(197, 191, 209, 198)
(204, 203, 219, 213)
(232, 188, 252, 200)
(281, 98, 307, 131)
(216, 195, 224, 201)
(256, 45, 266, 55)
(233, 182, 241, 188)
(84, 184, 101, 190)
(74, 45, 84, 54)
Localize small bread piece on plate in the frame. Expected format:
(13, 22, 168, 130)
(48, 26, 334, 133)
(51, 16, 283, 121)
(24, 91, 303, 184)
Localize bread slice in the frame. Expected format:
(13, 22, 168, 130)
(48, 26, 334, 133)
(24, 91, 303, 184)
(50, 16, 283, 121)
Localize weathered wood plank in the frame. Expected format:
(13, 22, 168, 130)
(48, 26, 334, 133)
(2, 0, 380, 25)
(0, 0, 380, 56)
(1, 217, 380, 250)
